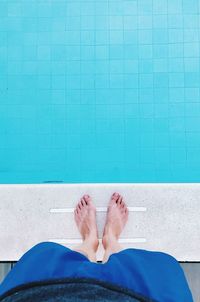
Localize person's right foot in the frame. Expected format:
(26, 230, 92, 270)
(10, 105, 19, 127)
(74, 194, 99, 252)
(102, 192, 129, 250)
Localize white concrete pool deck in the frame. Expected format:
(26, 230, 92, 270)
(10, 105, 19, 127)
(0, 183, 199, 262)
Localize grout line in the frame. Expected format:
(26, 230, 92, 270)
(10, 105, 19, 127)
(50, 206, 147, 213)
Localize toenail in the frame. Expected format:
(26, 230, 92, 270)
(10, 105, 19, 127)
(113, 192, 119, 197)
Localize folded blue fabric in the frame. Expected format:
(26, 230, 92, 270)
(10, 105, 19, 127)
(0, 242, 193, 302)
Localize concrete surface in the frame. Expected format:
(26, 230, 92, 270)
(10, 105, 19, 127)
(0, 183, 199, 262)
(180, 263, 200, 301)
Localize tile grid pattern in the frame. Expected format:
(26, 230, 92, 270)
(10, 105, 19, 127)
(0, 0, 200, 183)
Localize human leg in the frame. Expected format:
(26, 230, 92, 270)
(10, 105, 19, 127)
(102, 192, 129, 263)
(73, 194, 99, 262)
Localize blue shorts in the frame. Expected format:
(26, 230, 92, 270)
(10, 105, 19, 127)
(0, 242, 193, 302)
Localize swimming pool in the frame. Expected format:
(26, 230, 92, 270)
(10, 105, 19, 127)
(0, 0, 200, 183)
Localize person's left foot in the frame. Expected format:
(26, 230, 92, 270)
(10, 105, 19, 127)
(74, 195, 99, 252)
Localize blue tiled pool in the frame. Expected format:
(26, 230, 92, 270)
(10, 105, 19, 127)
(0, 0, 200, 183)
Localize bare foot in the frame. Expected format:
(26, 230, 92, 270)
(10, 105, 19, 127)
(102, 192, 129, 251)
(74, 194, 99, 253)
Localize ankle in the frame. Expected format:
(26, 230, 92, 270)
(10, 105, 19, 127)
(83, 235, 99, 252)
(102, 231, 118, 250)
(103, 238, 123, 259)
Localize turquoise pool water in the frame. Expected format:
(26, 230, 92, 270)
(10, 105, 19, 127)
(0, 0, 200, 183)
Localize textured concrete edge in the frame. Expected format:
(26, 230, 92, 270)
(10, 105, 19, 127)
(0, 183, 199, 262)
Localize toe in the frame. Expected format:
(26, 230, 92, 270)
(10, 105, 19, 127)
(81, 198, 85, 207)
(118, 196, 123, 205)
(117, 196, 123, 207)
(83, 194, 91, 205)
(76, 199, 81, 208)
(82, 197, 87, 206)
(120, 200, 125, 208)
(78, 201, 82, 210)
(111, 192, 120, 203)
(125, 203, 128, 211)
(122, 204, 126, 211)
(122, 199, 127, 208)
